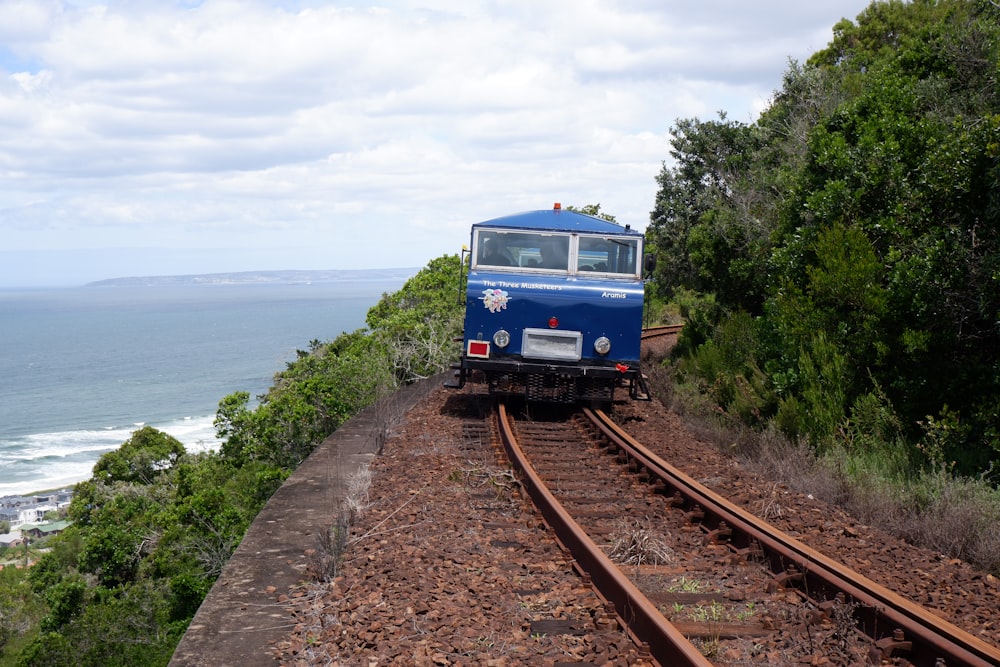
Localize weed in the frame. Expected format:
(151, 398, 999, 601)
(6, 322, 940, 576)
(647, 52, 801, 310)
(695, 637, 721, 659)
(345, 465, 373, 517)
(757, 483, 785, 520)
(608, 518, 674, 565)
(305, 516, 350, 582)
(667, 576, 707, 593)
(799, 597, 864, 662)
(451, 465, 519, 502)
(689, 600, 725, 623)
(734, 601, 758, 621)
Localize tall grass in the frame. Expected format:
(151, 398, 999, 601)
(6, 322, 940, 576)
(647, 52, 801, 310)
(649, 356, 1000, 575)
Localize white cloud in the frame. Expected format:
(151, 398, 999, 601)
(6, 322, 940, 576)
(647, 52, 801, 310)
(0, 0, 872, 286)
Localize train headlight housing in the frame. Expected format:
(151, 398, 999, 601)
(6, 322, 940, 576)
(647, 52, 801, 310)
(594, 336, 612, 355)
(493, 329, 511, 348)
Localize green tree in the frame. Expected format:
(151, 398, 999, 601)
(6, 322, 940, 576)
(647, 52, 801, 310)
(646, 114, 773, 312)
(39, 577, 86, 632)
(653, 0, 1000, 472)
(0, 566, 42, 658)
(565, 203, 617, 222)
(366, 254, 465, 384)
(214, 333, 394, 469)
(91, 426, 185, 486)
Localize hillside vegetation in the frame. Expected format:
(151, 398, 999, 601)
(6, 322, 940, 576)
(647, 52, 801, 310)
(647, 0, 1000, 570)
(0, 255, 464, 667)
(6, 2, 1000, 663)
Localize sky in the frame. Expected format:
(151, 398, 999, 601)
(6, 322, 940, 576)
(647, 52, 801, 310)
(0, 0, 874, 287)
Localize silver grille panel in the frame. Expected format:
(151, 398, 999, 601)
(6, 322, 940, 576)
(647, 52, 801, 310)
(521, 328, 583, 361)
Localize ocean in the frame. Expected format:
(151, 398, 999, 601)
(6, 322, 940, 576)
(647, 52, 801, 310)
(0, 276, 409, 497)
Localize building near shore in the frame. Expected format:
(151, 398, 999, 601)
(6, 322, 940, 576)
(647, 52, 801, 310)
(22, 520, 71, 540)
(0, 489, 73, 533)
(0, 531, 23, 549)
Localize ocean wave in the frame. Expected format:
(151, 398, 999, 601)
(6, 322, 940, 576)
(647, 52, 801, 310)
(0, 414, 223, 497)
(0, 281, 401, 498)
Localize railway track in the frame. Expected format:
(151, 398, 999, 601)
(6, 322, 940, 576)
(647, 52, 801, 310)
(496, 402, 1000, 667)
(641, 323, 684, 340)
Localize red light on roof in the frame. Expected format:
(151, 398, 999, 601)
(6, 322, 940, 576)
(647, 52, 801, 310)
(553, 202, 561, 210)
(548, 316, 559, 328)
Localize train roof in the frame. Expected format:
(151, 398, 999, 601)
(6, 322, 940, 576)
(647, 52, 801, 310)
(472, 206, 643, 237)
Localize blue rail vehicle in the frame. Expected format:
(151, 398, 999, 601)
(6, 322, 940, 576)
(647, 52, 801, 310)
(449, 203, 651, 405)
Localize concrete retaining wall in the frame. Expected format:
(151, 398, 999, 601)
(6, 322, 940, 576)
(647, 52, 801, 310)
(169, 375, 443, 666)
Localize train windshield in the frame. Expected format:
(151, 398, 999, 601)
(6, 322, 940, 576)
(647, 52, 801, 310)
(576, 235, 639, 276)
(474, 229, 640, 277)
(476, 231, 570, 270)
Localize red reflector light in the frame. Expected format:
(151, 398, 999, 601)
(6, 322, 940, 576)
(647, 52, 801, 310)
(467, 340, 490, 358)
(548, 317, 559, 328)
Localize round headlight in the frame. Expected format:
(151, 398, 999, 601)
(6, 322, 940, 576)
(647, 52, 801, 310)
(594, 336, 611, 355)
(493, 329, 511, 348)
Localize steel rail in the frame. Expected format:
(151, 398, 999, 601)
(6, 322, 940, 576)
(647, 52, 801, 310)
(495, 403, 712, 667)
(585, 407, 1000, 667)
(641, 324, 683, 339)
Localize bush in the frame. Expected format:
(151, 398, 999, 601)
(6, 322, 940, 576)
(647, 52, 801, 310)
(10, 254, 468, 666)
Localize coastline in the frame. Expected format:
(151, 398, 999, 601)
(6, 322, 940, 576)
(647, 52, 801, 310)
(1, 274, 411, 508)
(0, 413, 222, 499)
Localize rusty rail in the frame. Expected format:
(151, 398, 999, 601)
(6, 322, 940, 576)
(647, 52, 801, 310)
(641, 323, 683, 339)
(585, 407, 1000, 667)
(495, 403, 711, 667)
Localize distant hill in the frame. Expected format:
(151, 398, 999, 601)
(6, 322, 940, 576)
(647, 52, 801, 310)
(86, 268, 419, 287)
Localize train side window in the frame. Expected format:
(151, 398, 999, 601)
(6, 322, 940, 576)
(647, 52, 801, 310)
(481, 237, 510, 266)
(477, 231, 514, 267)
(504, 233, 542, 267)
